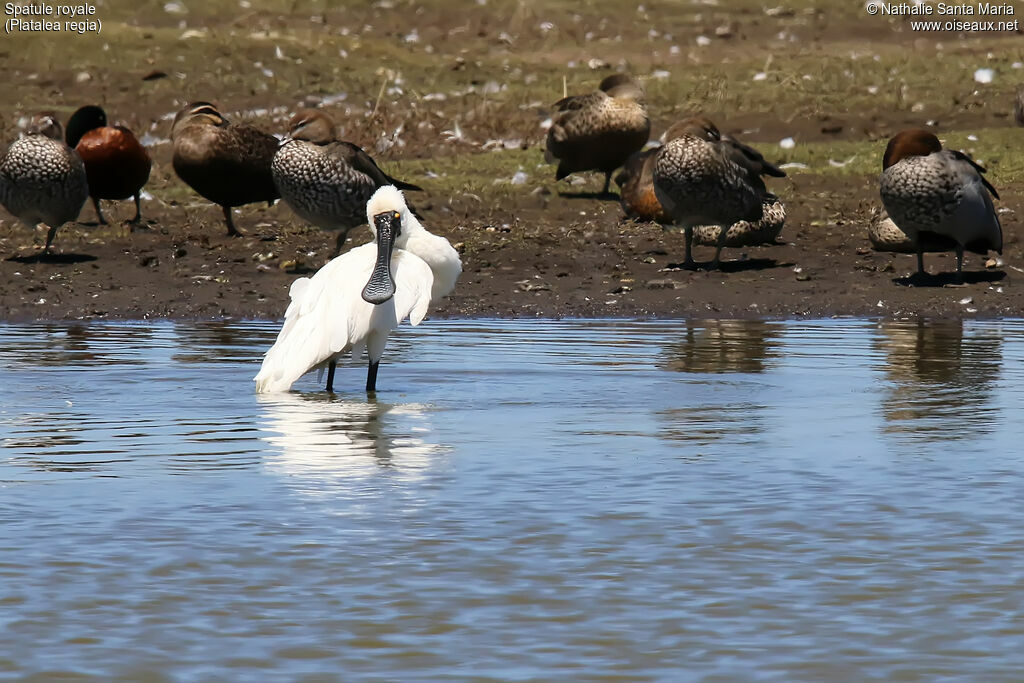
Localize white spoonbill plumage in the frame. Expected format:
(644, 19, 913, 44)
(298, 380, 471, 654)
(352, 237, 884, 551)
(253, 185, 461, 393)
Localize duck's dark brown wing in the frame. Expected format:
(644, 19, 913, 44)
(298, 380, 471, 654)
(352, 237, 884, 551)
(213, 125, 281, 203)
(723, 137, 787, 179)
(331, 141, 423, 192)
(223, 124, 280, 167)
(176, 124, 280, 207)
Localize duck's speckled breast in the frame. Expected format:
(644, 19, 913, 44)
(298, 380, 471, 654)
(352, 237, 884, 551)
(272, 141, 376, 230)
(0, 136, 88, 226)
(879, 154, 962, 233)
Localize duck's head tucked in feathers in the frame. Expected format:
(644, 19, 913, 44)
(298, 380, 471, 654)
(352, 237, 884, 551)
(24, 113, 64, 141)
(65, 105, 107, 148)
(882, 129, 942, 170)
(599, 74, 645, 101)
(286, 110, 337, 145)
(664, 116, 721, 143)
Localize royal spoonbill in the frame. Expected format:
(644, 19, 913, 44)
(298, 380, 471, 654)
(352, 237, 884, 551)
(254, 185, 461, 393)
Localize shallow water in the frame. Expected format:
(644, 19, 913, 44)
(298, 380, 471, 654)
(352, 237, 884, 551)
(2, 318, 1024, 680)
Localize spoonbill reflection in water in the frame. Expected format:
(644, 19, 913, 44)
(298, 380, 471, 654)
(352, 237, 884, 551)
(254, 185, 461, 393)
(257, 393, 442, 486)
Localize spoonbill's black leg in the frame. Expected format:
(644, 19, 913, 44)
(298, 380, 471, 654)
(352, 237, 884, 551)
(366, 360, 380, 392)
(326, 360, 337, 392)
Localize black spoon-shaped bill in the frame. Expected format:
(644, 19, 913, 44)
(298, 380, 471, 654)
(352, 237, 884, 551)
(361, 210, 401, 304)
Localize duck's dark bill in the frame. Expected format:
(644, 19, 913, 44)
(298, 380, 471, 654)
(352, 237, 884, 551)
(362, 211, 399, 304)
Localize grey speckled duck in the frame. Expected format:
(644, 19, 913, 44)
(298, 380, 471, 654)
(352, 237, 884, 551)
(652, 117, 786, 270)
(171, 102, 280, 237)
(0, 113, 89, 253)
(545, 74, 650, 194)
(272, 109, 423, 256)
(879, 129, 1001, 280)
(616, 140, 786, 247)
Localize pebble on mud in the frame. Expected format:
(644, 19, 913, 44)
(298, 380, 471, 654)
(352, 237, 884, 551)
(646, 279, 679, 290)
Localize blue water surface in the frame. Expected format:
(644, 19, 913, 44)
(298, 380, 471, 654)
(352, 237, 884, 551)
(1, 318, 1023, 680)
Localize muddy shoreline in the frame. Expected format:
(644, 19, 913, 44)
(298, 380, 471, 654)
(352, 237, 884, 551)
(1, 172, 1019, 322)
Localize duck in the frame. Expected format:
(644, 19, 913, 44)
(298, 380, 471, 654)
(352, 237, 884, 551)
(171, 102, 280, 237)
(652, 116, 786, 269)
(545, 73, 650, 194)
(689, 195, 785, 248)
(65, 105, 152, 226)
(868, 207, 915, 252)
(878, 129, 1001, 280)
(616, 137, 786, 248)
(868, 206, 992, 258)
(0, 113, 89, 254)
(254, 185, 462, 394)
(272, 109, 423, 256)
(615, 147, 671, 222)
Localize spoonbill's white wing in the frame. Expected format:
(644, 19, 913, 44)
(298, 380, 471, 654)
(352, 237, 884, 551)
(400, 213, 463, 302)
(254, 244, 434, 393)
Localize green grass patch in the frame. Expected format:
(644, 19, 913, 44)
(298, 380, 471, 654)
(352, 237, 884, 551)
(773, 127, 1024, 185)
